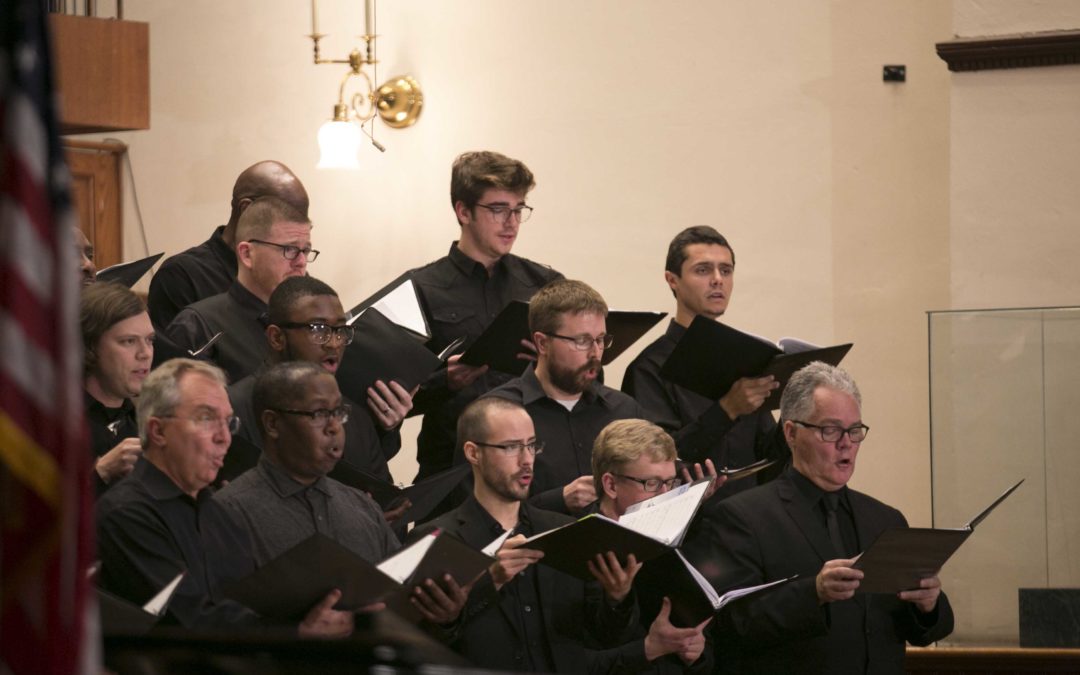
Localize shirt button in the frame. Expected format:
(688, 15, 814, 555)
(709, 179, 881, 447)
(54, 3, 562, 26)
(524, 605, 532, 613)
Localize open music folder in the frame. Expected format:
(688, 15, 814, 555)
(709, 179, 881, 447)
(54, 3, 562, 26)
(96, 252, 164, 287)
(659, 315, 852, 410)
(328, 462, 471, 525)
(347, 271, 431, 340)
(337, 307, 444, 403)
(853, 479, 1024, 593)
(98, 570, 185, 635)
(523, 477, 713, 580)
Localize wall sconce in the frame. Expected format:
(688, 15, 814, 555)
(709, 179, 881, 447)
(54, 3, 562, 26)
(309, 0, 422, 169)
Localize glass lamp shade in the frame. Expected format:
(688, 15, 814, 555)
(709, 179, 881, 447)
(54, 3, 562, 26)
(316, 119, 362, 169)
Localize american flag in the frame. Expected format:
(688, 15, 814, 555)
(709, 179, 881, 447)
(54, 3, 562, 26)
(1, 2, 96, 674)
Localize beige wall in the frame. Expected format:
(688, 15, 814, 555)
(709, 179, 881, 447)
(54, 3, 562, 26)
(81, 2, 954, 521)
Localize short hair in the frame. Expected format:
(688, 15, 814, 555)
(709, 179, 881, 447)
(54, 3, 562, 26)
(138, 358, 227, 446)
(252, 361, 327, 439)
(80, 281, 145, 376)
(664, 226, 736, 276)
(779, 361, 862, 423)
(235, 195, 310, 243)
(528, 279, 608, 335)
(267, 275, 339, 326)
(450, 151, 536, 217)
(591, 419, 676, 488)
(457, 396, 528, 450)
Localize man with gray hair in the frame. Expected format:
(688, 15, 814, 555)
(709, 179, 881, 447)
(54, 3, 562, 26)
(97, 358, 352, 636)
(683, 361, 953, 674)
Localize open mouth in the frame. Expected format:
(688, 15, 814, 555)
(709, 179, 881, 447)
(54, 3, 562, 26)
(321, 356, 340, 373)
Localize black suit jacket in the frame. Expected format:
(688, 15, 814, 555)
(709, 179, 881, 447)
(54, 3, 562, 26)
(410, 496, 638, 673)
(683, 467, 953, 675)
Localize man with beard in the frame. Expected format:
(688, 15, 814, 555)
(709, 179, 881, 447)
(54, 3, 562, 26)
(410, 397, 641, 672)
(165, 196, 316, 383)
(74, 226, 97, 285)
(484, 279, 643, 514)
(223, 275, 411, 492)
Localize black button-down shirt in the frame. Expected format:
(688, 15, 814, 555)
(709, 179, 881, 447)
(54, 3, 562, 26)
(485, 364, 643, 512)
(216, 456, 400, 566)
(84, 390, 139, 494)
(622, 320, 790, 503)
(164, 280, 270, 383)
(409, 243, 562, 479)
(148, 225, 237, 330)
(96, 457, 260, 629)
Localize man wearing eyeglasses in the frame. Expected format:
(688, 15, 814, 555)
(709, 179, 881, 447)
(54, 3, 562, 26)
(147, 160, 309, 330)
(222, 276, 411, 504)
(406, 151, 562, 506)
(622, 226, 790, 504)
(97, 358, 353, 636)
(165, 196, 316, 383)
(409, 396, 641, 672)
(682, 362, 953, 674)
(484, 279, 643, 514)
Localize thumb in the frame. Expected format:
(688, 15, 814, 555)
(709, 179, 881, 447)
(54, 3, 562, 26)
(657, 596, 672, 620)
(316, 588, 343, 612)
(695, 615, 713, 632)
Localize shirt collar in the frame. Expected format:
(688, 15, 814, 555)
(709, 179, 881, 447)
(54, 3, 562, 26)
(209, 225, 237, 268)
(447, 240, 508, 278)
(136, 456, 188, 501)
(665, 319, 687, 342)
(257, 455, 331, 499)
(228, 279, 270, 319)
(787, 464, 850, 510)
(83, 389, 135, 421)
(520, 363, 607, 407)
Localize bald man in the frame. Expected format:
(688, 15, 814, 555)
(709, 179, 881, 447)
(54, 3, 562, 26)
(147, 160, 309, 329)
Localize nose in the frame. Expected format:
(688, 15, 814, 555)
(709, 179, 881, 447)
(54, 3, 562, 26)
(835, 432, 853, 451)
(136, 339, 151, 360)
(587, 338, 603, 357)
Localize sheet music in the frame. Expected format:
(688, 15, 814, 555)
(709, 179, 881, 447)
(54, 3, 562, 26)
(676, 550, 721, 606)
(143, 571, 185, 616)
(482, 530, 513, 556)
(377, 532, 436, 583)
(619, 479, 710, 545)
(373, 279, 427, 337)
(716, 576, 794, 610)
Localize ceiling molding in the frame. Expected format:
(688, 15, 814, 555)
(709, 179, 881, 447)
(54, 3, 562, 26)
(936, 29, 1080, 72)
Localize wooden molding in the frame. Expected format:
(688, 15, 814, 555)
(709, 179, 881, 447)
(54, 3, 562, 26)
(907, 646, 1080, 673)
(936, 29, 1080, 72)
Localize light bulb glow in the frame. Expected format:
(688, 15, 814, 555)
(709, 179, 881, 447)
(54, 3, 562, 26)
(316, 120, 362, 170)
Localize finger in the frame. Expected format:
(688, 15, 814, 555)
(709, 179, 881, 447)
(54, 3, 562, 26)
(420, 578, 454, 610)
(694, 615, 713, 632)
(703, 459, 717, 478)
(657, 596, 672, 620)
(315, 588, 343, 612)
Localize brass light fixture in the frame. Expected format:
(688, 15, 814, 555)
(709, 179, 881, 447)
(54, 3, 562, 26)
(309, 0, 422, 169)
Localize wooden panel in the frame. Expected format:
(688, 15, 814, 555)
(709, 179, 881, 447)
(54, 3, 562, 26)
(907, 647, 1080, 673)
(937, 30, 1080, 72)
(49, 14, 149, 134)
(64, 140, 125, 269)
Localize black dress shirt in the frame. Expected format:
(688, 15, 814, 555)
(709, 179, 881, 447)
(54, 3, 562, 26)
(164, 280, 270, 383)
(216, 456, 400, 566)
(96, 457, 261, 630)
(84, 390, 139, 494)
(408, 243, 562, 481)
(147, 225, 237, 330)
(484, 365, 643, 513)
(621, 320, 790, 503)
(224, 373, 398, 484)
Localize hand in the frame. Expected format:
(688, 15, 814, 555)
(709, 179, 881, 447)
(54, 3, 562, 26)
(587, 552, 642, 603)
(718, 376, 778, 420)
(381, 498, 413, 524)
(298, 589, 355, 639)
(643, 597, 712, 662)
(516, 338, 539, 363)
(411, 573, 472, 624)
(815, 558, 863, 604)
(490, 534, 543, 590)
(562, 475, 598, 513)
(94, 437, 143, 484)
(679, 458, 726, 501)
(367, 379, 414, 430)
(446, 354, 489, 392)
(899, 574, 942, 614)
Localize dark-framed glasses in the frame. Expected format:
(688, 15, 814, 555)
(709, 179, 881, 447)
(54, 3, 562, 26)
(272, 404, 351, 426)
(473, 440, 545, 457)
(278, 321, 354, 345)
(614, 473, 682, 493)
(159, 412, 241, 434)
(545, 332, 614, 351)
(475, 203, 534, 224)
(247, 238, 320, 262)
(792, 420, 870, 443)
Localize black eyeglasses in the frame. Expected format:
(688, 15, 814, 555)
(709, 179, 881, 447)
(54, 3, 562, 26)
(272, 404, 351, 426)
(475, 203, 534, 224)
(158, 412, 241, 434)
(247, 239, 320, 262)
(792, 420, 870, 443)
(545, 332, 614, 351)
(473, 440, 545, 457)
(278, 322, 354, 345)
(614, 473, 682, 493)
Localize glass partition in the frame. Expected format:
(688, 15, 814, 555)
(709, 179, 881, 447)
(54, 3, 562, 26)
(928, 306, 1080, 646)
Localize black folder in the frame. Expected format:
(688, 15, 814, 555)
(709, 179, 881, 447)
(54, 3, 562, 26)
(460, 302, 668, 376)
(329, 462, 471, 525)
(853, 479, 1024, 593)
(676, 458, 777, 483)
(659, 315, 852, 410)
(336, 308, 443, 404)
(347, 271, 431, 341)
(98, 589, 161, 636)
(96, 252, 164, 287)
